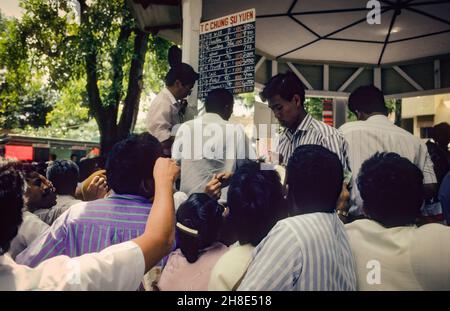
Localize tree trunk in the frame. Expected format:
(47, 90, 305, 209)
(80, 1, 148, 156)
(118, 29, 149, 141)
(98, 109, 118, 156)
(79, 0, 115, 157)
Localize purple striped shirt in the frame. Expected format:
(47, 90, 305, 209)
(16, 194, 152, 268)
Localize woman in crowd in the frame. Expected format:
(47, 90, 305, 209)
(209, 161, 287, 290)
(157, 193, 228, 291)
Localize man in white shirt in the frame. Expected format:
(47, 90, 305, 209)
(172, 88, 256, 202)
(345, 152, 450, 290)
(339, 85, 437, 216)
(8, 211, 49, 259)
(0, 157, 179, 290)
(146, 63, 199, 156)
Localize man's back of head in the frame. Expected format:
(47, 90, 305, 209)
(358, 152, 424, 227)
(46, 160, 79, 196)
(287, 145, 343, 215)
(204, 88, 234, 121)
(228, 161, 286, 246)
(106, 133, 162, 198)
(260, 71, 305, 104)
(348, 85, 388, 119)
(165, 63, 199, 88)
(431, 122, 450, 148)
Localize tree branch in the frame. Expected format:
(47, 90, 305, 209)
(107, 20, 133, 108)
(118, 28, 149, 139)
(78, 0, 104, 133)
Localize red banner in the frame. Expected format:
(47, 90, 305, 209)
(322, 99, 333, 127)
(5, 145, 33, 161)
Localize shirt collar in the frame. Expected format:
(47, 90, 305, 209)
(201, 112, 225, 122)
(162, 87, 178, 106)
(285, 113, 314, 138)
(366, 114, 390, 123)
(107, 193, 152, 204)
(0, 253, 15, 266)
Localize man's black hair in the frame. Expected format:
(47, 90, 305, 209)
(287, 145, 343, 214)
(228, 161, 286, 246)
(358, 152, 424, 227)
(260, 71, 305, 105)
(46, 160, 79, 195)
(106, 133, 162, 197)
(204, 88, 234, 116)
(0, 160, 24, 255)
(165, 63, 199, 87)
(348, 85, 388, 115)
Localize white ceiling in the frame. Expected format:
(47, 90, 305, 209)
(128, 0, 450, 65)
(202, 0, 450, 65)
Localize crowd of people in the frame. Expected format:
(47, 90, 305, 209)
(1, 61, 450, 291)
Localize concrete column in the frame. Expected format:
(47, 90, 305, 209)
(181, 0, 202, 120)
(374, 67, 381, 90)
(323, 64, 329, 91)
(271, 60, 278, 77)
(333, 98, 348, 128)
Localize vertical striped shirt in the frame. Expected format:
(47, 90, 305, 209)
(238, 212, 357, 291)
(339, 115, 437, 214)
(277, 114, 350, 172)
(16, 194, 152, 268)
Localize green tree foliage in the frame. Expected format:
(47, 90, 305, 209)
(1, 0, 171, 154)
(16, 117, 100, 142)
(144, 36, 172, 94)
(238, 92, 256, 109)
(1, 81, 57, 129)
(0, 12, 34, 128)
(304, 97, 324, 121)
(46, 78, 90, 130)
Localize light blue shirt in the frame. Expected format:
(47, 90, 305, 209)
(238, 212, 357, 291)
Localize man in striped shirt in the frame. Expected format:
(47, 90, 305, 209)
(16, 133, 163, 267)
(238, 145, 357, 291)
(262, 71, 350, 171)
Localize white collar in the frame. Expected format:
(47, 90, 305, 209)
(366, 115, 390, 123)
(201, 112, 226, 122)
(0, 253, 15, 266)
(161, 87, 177, 105)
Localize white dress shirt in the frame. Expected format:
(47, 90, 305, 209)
(0, 241, 145, 290)
(172, 112, 256, 202)
(346, 219, 450, 290)
(8, 211, 49, 259)
(146, 87, 181, 142)
(339, 115, 437, 213)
